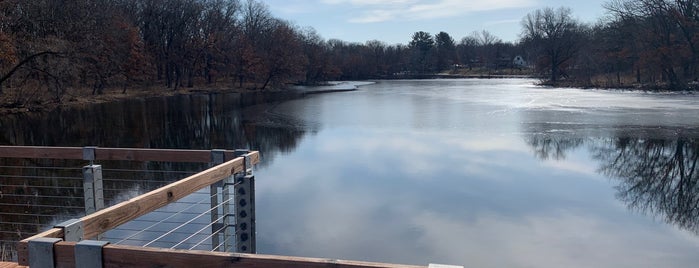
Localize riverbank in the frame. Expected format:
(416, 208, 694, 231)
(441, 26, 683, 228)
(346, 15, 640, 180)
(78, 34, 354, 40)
(0, 81, 368, 116)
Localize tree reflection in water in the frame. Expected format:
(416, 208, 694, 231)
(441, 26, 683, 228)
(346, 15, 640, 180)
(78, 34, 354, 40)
(527, 134, 699, 233)
(0, 92, 314, 253)
(594, 138, 699, 233)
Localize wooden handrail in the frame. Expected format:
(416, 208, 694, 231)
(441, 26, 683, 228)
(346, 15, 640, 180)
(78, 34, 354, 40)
(35, 242, 426, 268)
(0, 146, 244, 163)
(16, 151, 260, 265)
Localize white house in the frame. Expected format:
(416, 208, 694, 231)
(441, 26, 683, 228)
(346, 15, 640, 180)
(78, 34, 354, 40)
(513, 55, 526, 67)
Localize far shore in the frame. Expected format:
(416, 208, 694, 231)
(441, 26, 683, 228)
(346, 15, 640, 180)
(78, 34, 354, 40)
(3, 75, 695, 116)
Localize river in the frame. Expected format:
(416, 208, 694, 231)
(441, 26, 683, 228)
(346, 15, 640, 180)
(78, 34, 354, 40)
(2, 78, 699, 267)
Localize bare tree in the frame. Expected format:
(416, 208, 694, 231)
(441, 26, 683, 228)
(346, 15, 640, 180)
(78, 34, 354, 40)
(521, 7, 584, 83)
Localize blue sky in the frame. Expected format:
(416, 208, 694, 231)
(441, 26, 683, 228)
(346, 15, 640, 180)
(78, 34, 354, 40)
(260, 0, 610, 45)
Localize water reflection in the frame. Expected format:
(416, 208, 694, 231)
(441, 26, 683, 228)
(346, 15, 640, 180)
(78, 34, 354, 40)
(0, 92, 315, 256)
(4, 79, 699, 267)
(526, 134, 699, 234)
(0, 93, 314, 165)
(594, 137, 699, 233)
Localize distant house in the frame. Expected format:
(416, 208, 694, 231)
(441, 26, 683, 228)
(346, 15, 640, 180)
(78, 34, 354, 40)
(513, 55, 526, 67)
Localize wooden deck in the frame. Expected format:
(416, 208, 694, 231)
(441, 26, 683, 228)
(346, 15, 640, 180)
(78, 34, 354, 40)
(0, 262, 26, 268)
(1, 146, 457, 268)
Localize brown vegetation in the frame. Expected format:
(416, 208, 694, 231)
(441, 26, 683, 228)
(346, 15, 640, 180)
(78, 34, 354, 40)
(3, 0, 699, 115)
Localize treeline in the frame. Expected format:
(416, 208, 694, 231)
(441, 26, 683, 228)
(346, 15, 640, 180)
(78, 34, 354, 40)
(0, 0, 529, 107)
(1, 0, 698, 108)
(523, 1, 699, 90)
(0, 0, 317, 103)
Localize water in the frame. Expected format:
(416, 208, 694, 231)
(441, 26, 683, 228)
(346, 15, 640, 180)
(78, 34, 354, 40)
(3, 79, 699, 267)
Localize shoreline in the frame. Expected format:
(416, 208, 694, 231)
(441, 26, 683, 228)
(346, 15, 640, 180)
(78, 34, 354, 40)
(3, 76, 694, 116)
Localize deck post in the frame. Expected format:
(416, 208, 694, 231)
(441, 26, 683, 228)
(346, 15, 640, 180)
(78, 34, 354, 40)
(83, 165, 105, 214)
(54, 219, 83, 242)
(234, 150, 255, 253)
(210, 149, 226, 251)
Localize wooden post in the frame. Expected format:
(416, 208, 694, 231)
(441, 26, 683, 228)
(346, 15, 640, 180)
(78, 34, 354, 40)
(209, 149, 225, 251)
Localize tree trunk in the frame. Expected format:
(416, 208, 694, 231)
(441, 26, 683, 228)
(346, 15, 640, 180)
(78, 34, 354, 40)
(261, 72, 273, 90)
(0, 51, 59, 95)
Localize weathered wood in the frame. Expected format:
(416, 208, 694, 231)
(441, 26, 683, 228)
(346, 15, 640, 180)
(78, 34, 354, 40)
(16, 228, 64, 265)
(0, 146, 82, 160)
(0, 146, 254, 163)
(94, 148, 212, 162)
(0, 262, 28, 268)
(54, 242, 77, 268)
(102, 245, 425, 268)
(18, 242, 424, 268)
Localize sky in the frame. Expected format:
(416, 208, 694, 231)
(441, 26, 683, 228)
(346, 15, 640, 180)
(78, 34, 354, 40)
(260, 0, 610, 45)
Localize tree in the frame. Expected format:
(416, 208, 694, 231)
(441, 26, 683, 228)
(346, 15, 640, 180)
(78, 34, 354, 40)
(521, 7, 584, 83)
(457, 36, 478, 69)
(605, 0, 699, 89)
(434, 31, 456, 71)
(408, 31, 435, 73)
(257, 21, 306, 90)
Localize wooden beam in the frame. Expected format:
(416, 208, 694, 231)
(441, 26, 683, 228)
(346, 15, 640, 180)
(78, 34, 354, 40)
(0, 146, 256, 163)
(0, 146, 82, 160)
(0, 262, 28, 268)
(80, 154, 256, 239)
(23, 241, 426, 268)
(102, 245, 426, 268)
(94, 148, 213, 162)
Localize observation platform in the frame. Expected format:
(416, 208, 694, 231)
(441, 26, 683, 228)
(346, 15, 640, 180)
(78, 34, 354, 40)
(0, 146, 461, 268)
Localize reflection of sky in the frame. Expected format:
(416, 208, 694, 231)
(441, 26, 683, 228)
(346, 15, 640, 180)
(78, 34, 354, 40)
(256, 128, 699, 267)
(253, 80, 699, 267)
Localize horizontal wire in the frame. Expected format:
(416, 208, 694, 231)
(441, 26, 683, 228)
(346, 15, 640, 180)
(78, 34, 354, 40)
(171, 213, 228, 249)
(0, 185, 82, 190)
(0, 166, 83, 171)
(0, 175, 82, 180)
(102, 168, 197, 174)
(0, 212, 75, 217)
(103, 179, 178, 183)
(114, 191, 219, 245)
(0, 194, 83, 199)
(143, 195, 233, 247)
(189, 224, 227, 250)
(0, 221, 50, 226)
(102, 237, 213, 246)
(0, 203, 83, 209)
(212, 232, 235, 252)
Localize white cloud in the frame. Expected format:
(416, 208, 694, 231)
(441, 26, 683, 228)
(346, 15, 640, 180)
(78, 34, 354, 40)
(322, 0, 536, 23)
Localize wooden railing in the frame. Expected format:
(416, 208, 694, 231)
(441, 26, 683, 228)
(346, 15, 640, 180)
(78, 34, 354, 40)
(0, 146, 244, 163)
(0, 146, 451, 268)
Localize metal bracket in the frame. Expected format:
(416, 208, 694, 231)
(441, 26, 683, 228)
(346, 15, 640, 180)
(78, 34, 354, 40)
(233, 149, 249, 157)
(212, 222, 225, 233)
(29, 237, 62, 268)
(55, 219, 83, 242)
(211, 149, 226, 164)
(83, 146, 97, 161)
(75, 240, 110, 268)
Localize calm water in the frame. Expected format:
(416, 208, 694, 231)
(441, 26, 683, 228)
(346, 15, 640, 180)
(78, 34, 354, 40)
(3, 79, 699, 267)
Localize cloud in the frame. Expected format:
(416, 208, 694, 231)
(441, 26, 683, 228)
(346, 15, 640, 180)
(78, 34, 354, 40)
(322, 0, 536, 23)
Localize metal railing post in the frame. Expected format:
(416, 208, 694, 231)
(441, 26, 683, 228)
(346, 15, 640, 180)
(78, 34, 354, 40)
(83, 165, 104, 215)
(234, 149, 255, 253)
